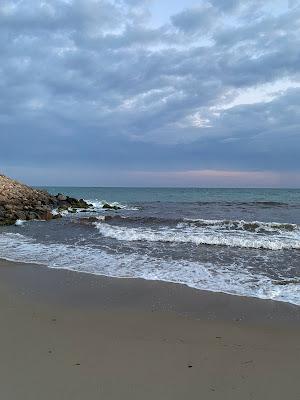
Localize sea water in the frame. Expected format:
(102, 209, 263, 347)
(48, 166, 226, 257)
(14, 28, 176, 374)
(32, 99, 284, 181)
(0, 187, 300, 305)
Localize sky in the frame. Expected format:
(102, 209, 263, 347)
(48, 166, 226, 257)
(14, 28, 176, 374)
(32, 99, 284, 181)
(0, 0, 300, 187)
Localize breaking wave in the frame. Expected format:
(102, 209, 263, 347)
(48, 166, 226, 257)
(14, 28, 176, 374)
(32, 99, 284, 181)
(94, 215, 298, 233)
(182, 218, 298, 233)
(94, 218, 300, 250)
(0, 232, 299, 305)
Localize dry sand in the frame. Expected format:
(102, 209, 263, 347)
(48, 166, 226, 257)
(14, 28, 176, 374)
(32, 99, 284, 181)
(0, 259, 300, 400)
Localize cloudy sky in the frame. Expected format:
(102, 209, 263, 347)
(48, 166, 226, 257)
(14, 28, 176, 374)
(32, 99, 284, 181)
(0, 0, 300, 187)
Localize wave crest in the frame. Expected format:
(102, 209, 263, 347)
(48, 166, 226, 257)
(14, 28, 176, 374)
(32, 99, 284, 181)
(94, 218, 300, 250)
(91, 215, 298, 233)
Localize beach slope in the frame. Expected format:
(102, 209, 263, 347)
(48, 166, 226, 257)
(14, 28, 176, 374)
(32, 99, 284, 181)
(0, 259, 299, 400)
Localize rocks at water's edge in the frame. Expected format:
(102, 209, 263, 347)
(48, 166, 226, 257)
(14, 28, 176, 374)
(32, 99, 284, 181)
(273, 279, 300, 286)
(55, 193, 90, 212)
(102, 202, 121, 210)
(0, 174, 91, 226)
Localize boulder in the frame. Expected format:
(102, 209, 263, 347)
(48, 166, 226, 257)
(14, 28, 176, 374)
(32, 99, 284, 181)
(57, 194, 67, 201)
(39, 211, 54, 221)
(27, 212, 38, 220)
(14, 210, 27, 220)
(102, 203, 121, 210)
(273, 279, 300, 286)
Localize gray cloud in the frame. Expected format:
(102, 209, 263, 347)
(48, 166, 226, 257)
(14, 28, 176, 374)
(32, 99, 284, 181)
(0, 0, 299, 185)
(210, 0, 240, 12)
(171, 5, 218, 33)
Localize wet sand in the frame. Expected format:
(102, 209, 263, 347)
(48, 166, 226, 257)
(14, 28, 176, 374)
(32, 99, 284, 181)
(0, 259, 300, 399)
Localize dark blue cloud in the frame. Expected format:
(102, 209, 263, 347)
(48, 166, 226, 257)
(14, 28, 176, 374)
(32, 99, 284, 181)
(0, 0, 299, 185)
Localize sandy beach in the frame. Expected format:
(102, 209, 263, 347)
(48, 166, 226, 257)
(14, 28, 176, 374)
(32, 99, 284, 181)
(0, 259, 299, 399)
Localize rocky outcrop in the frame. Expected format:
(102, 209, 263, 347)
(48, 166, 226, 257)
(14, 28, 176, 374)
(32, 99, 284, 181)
(102, 202, 121, 210)
(0, 174, 91, 226)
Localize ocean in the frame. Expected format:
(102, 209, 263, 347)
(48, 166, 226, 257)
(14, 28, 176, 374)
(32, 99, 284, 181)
(0, 187, 300, 305)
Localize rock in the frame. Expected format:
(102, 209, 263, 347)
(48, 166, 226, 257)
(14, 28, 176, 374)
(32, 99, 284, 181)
(27, 212, 38, 220)
(55, 195, 90, 211)
(0, 174, 91, 226)
(39, 211, 53, 221)
(102, 203, 121, 210)
(57, 194, 67, 201)
(14, 210, 27, 220)
(273, 279, 300, 286)
(0, 217, 17, 226)
(67, 197, 90, 209)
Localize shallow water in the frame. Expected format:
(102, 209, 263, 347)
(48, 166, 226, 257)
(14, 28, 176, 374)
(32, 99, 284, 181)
(1, 187, 300, 305)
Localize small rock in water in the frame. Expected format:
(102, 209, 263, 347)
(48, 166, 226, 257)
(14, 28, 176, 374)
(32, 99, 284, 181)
(273, 279, 300, 286)
(102, 203, 121, 210)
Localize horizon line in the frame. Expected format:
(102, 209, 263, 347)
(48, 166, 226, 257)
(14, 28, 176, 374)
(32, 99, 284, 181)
(35, 185, 300, 190)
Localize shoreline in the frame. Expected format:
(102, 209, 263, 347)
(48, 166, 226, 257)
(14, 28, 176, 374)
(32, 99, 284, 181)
(1, 256, 300, 313)
(1, 258, 300, 321)
(1, 259, 300, 399)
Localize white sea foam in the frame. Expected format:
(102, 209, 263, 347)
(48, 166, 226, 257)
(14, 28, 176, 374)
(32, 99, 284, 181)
(95, 215, 106, 221)
(52, 207, 87, 216)
(0, 232, 299, 305)
(15, 220, 26, 226)
(182, 218, 298, 233)
(51, 208, 69, 216)
(94, 221, 300, 250)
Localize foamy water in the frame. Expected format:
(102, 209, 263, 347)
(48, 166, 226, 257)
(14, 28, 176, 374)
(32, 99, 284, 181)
(0, 232, 299, 305)
(1, 187, 300, 305)
(95, 218, 300, 250)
